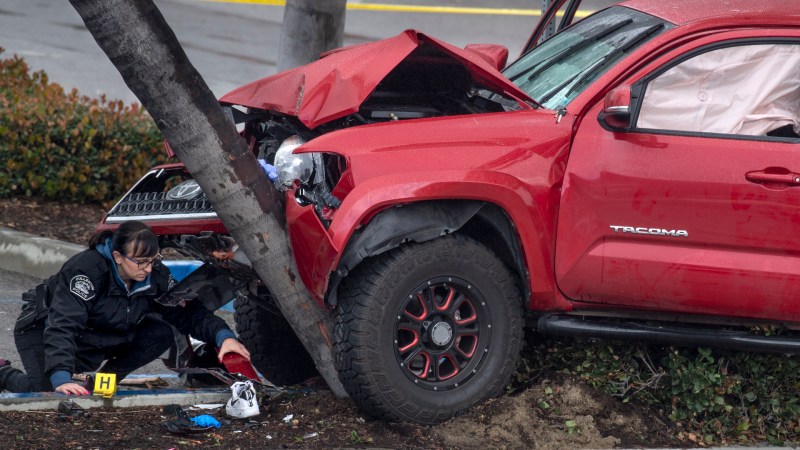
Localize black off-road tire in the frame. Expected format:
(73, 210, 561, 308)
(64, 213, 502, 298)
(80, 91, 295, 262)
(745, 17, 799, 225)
(334, 234, 524, 424)
(234, 294, 318, 385)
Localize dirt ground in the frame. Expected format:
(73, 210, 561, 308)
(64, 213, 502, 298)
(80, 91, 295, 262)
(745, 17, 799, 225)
(0, 380, 676, 449)
(0, 197, 682, 449)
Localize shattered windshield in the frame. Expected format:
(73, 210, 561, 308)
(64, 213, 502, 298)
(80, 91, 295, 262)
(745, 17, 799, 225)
(504, 7, 671, 110)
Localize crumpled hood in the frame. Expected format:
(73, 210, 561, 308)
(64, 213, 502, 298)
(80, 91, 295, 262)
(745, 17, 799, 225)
(219, 29, 533, 129)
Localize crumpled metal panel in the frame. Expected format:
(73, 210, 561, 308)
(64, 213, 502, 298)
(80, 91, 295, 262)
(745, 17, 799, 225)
(219, 29, 532, 129)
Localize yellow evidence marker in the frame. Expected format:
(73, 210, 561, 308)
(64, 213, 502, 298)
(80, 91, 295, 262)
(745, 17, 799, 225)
(93, 373, 117, 398)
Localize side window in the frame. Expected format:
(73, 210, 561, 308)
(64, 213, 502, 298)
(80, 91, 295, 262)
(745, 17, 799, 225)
(636, 44, 800, 138)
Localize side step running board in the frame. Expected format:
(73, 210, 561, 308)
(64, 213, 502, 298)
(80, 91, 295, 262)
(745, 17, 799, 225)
(536, 314, 800, 354)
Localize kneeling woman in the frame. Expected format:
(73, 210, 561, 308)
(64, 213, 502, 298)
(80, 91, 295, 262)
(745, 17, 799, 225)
(0, 220, 250, 395)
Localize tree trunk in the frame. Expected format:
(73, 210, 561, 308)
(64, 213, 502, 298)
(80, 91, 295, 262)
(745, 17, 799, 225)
(68, 0, 346, 397)
(277, 0, 347, 71)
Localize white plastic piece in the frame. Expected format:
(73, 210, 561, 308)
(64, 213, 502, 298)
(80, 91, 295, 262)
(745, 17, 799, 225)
(190, 403, 224, 410)
(225, 380, 260, 419)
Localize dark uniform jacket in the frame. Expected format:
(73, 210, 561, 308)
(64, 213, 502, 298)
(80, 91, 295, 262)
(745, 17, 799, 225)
(17, 247, 232, 380)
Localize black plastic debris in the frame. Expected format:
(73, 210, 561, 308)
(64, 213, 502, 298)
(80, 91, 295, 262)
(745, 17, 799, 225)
(243, 419, 262, 430)
(57, 400, 88, 420)
(161, 404, 217, 435)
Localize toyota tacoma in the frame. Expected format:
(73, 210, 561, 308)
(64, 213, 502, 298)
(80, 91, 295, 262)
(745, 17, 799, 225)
(98, 0, 800, 424)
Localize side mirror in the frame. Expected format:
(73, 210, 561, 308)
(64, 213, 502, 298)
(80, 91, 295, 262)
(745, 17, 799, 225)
(598, 86, 632, 130)
(464, 44, 509, 71)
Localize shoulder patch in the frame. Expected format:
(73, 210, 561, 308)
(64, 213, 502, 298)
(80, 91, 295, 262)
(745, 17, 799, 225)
(167, 274, 176, 291)
(70, 275, 96, 301)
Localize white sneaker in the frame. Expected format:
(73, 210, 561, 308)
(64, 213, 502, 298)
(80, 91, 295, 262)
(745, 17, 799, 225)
(225, 380, 260, 418)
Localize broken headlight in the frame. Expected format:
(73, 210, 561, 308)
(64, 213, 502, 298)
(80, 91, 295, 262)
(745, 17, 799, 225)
(272, 135, 344, 227)
(274, 135, 319, 190)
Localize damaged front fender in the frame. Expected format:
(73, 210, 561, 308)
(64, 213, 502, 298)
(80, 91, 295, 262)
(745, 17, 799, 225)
(328, 201, 487, 304)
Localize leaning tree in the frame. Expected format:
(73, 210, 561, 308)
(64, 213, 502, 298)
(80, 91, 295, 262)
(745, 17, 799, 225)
(68, 0, 346, 395)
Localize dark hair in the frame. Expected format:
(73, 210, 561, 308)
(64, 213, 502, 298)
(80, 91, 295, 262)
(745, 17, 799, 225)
(88, 220, 159, 257)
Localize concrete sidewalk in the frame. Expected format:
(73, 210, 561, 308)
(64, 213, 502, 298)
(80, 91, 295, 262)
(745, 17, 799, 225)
(0, 228, 85, 280)
(0, 387, 230, 411)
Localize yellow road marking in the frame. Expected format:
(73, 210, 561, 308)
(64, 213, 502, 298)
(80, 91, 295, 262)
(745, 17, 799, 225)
(348, 3, 541, 16)
(200, 0, 593, 18)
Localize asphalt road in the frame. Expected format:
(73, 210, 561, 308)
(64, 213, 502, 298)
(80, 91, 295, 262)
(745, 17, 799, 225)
(0, 269, 40, 367)
(0, 0, 613, 104)
(0, 269, 39, 366)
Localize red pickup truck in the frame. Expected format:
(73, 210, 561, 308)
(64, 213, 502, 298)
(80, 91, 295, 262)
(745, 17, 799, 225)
(100, 0, 800, 424)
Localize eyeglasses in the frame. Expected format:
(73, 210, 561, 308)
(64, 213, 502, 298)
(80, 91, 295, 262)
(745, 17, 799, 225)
(122, 253, 163, 269)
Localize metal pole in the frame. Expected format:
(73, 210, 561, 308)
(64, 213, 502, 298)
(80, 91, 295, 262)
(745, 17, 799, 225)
(542, 0, 555, 41)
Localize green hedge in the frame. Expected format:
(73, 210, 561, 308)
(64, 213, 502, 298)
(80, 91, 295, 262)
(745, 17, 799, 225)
(0, 48, 167, 204)
(513, 337, 800, 446)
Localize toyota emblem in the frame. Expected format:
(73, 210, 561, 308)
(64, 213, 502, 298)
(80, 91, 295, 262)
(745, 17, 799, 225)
(167, 179, 203, 201)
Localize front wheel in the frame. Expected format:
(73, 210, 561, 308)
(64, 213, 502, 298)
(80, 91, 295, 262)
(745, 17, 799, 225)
(334, 235, 523, 424)
(234, 290, 318, 385)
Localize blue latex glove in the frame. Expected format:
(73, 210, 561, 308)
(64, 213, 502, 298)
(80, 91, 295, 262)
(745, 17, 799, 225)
(190, 414, 222, 428)
(258, 159, 278, 183)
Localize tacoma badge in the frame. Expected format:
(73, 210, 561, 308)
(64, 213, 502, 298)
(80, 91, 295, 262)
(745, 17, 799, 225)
(609, 225, 688, 237)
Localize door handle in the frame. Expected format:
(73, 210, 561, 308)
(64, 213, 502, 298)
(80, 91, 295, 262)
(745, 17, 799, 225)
(745, 168, 800, 188)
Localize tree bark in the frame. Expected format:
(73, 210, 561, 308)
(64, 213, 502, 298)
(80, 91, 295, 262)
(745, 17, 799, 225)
(277, 0, 347, 71)
(68, 0, 346, 396)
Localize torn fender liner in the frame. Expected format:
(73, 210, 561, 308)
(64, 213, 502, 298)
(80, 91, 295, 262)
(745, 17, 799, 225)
(219, 29, 534, 129)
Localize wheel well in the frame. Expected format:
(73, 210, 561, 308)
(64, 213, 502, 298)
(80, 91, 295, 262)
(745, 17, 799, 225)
(328, 200, 530, 306)
(458, 204, 530, 303)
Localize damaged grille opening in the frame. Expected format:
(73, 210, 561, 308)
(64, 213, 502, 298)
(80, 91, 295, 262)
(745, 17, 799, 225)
(248, 115, 346, 228)
(109, 191, 215, 217)
(105, 170, 218, 224)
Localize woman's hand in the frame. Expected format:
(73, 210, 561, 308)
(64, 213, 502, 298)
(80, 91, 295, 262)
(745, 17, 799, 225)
(55, 382, 90, 396)
(218, 337, 251, 362)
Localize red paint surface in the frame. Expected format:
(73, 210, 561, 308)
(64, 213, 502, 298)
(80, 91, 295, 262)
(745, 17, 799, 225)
(284, 8, 800, 324)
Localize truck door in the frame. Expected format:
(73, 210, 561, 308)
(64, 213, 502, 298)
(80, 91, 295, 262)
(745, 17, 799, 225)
(555, 37, 800, 322)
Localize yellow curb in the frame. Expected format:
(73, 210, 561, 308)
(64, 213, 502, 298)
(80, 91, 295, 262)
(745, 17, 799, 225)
(199, 0, 594, 18)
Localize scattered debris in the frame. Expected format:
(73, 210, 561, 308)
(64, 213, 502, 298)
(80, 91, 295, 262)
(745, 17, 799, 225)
(162, 404, 216, 435)
(57, 400, 88, 420)
(243, 420, 262, 430)
(190, 415, 221, 428)
(190, 404, 224, 410)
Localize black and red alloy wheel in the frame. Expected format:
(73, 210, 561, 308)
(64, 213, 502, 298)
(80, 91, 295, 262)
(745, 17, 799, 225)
(394, 276, 492, 391)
